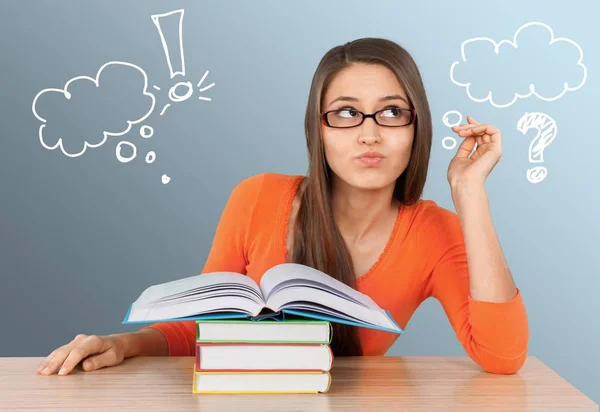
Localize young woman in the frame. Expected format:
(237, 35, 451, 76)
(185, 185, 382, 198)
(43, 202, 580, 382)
(36, 37, 528, 377)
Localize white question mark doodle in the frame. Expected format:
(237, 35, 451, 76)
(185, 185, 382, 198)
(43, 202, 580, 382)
(441, 110, 463, 150)
(516, 112, 558, 184)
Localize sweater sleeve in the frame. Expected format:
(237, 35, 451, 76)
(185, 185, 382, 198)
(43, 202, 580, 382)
(423, 205, 529, 374)
(139, 173, 264, 356)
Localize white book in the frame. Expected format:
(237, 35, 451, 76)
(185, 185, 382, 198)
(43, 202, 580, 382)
(122, 262, 403, 334)
(192, 371, 331, 394)
(195, 343, 333, 371)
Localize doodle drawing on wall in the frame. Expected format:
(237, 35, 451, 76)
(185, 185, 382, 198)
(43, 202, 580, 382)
(516, 112, 557, 184)
(444, 21, 587, 184)
(449, 21, 586, 108)
(31, 9, 215, 185)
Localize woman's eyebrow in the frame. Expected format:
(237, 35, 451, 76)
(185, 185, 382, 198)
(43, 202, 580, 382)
(327, 94, 409, 107)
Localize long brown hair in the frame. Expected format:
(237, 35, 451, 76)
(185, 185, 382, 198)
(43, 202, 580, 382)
(288, 38, 432, 356)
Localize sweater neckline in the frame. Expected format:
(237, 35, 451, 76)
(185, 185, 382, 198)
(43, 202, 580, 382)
(281, 175, 403, 286)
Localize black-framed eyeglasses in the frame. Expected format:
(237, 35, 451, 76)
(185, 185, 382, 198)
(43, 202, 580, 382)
(321, 107, 416, 128)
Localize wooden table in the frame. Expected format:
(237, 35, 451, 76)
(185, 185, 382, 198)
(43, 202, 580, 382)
(0, 356, 597, 411)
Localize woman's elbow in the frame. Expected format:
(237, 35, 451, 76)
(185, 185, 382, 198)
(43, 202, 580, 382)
(476, 347, 528, 375)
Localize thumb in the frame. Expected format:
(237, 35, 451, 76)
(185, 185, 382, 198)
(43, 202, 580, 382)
(455, 135, 476, 158)
(82, 349, 122, 372)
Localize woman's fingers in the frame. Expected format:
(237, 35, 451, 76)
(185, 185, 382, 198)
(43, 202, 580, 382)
(451, 116, 480, 131)
(37, 334, 86, 375)
(57, 335, 107, 375)
(451, 124, 474, 131)
(36, 333, 129, 377)
(36, 347, 60, 373)
(457, 124, 487, 136)
(455, 133, 476, 159)
(466, 115, 481, 125)
(81, 348, 123, 372)
(460, 123, 499, 136)
(38, 345, 73, 375)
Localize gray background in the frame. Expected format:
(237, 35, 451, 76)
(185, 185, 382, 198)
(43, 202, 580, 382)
(1, 0, 598, 404)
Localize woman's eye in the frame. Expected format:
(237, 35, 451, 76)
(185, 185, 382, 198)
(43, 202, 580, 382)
(337, 109, 358, 118)
(381, 108, 400, 117)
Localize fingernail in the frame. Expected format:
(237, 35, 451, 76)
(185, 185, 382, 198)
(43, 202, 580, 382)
(58, 367, 66, 375)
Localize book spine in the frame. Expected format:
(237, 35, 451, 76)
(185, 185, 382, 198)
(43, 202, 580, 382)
(196, 344, 201, 372)
(326, 344, 334, 370)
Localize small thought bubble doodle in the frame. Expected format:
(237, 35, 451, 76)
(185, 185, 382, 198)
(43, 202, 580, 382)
(441, 110, 463, 150)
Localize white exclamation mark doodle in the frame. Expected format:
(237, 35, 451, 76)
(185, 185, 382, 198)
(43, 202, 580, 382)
(150, 8, 216, 185)
(151, 9, 215, 112)
(151, 9, 190, 185)
(152, 9, 186, 79)
(151, 9, 192, 111)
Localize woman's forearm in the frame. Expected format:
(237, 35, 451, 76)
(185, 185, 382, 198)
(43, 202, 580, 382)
(451, 180, 517, 303)
(116, 329, 169, 358)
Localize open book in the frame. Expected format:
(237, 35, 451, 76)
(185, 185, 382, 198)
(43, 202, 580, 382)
(122, 262, 403, 334)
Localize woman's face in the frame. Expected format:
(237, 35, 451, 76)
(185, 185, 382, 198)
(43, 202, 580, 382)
(321, 63, 415, 191)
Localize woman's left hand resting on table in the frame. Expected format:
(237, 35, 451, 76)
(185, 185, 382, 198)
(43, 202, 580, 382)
(35, 329, 168, 376)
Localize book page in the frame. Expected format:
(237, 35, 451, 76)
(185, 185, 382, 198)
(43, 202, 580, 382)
(152, 288, 264, 306)
(263, 278, 366, 307)
(265, 286, 396, 330)
(260, 263, 397, 330)
(127, 295, 263, 322)
(260, 263, 378, 309)
(133, 271, 263, 306)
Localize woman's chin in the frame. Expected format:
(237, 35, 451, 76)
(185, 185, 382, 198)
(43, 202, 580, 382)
(347, 173, 394, 190)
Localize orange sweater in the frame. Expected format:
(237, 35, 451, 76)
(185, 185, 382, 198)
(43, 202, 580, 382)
(143, 173, 528, 374)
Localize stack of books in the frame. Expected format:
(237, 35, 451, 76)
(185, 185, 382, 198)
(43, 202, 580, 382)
(122, 262, 403, 394)
(192, 317, 333, 394)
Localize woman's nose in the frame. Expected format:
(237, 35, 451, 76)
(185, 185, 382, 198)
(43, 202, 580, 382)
(358, 117, 381, 143)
